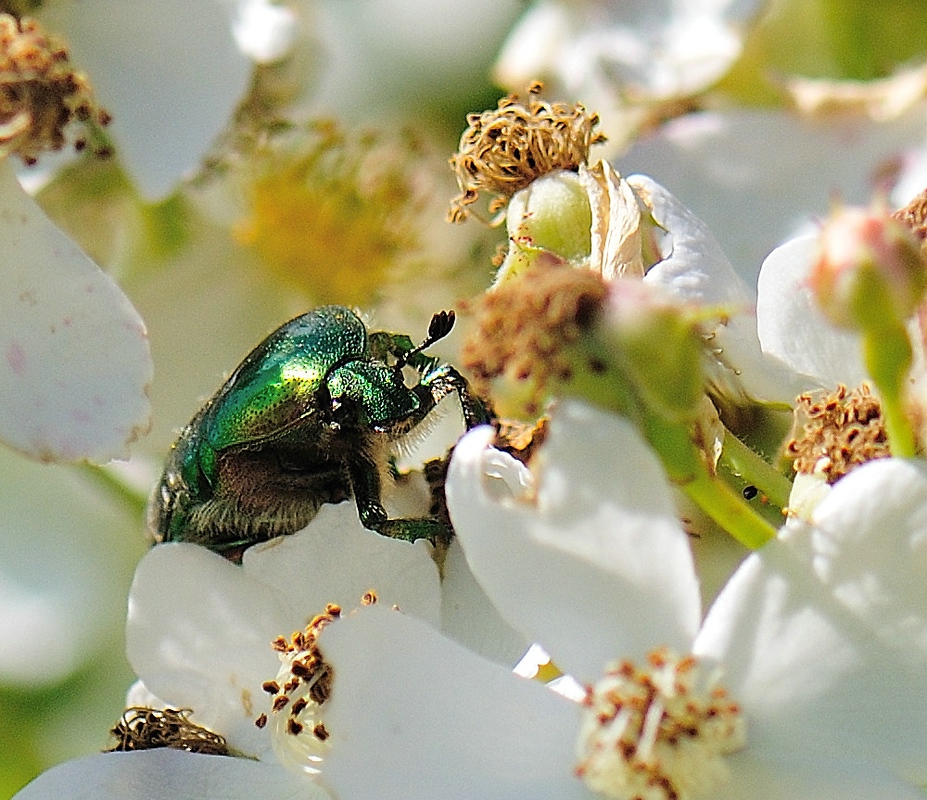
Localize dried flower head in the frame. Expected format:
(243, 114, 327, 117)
(448, 81, 606, 224)
(893, 187, 927, 253)
(107, 707, 230, 756)
(462, 259, 608, 415)
(0, 13, 110, 164)
(787, 384, 891, 483)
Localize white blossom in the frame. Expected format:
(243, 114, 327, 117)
(308, 401, 927, 799)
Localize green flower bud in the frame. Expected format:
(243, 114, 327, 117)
(496, 170, 593, 282)
(810, 203, 927, 332)
(462, 261, 707, 425)
(598, 278, 706, 424)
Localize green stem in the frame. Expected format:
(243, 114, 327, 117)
(79, 463, 149, 518)
(862, 325, 916, 458)
(640, 414, 777, 550)
(567, 362, 778, 550)
(682, 469, 778, 550)
(719, 429, 793, 511)
(879, 389, 916, 458)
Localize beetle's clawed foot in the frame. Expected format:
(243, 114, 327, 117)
(396, 310, 457, 370)
(427, 310, 456, 343)
(371, 517, 453, 547)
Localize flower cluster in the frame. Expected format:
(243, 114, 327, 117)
(12, 4, 927, 800)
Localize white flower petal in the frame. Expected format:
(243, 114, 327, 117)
(621, 107, 927, 282)
(126, 504, 448, 757)
(13, 750, 320, 800)
(126, 543, 290, 757)
(124, 679, 167, 710)
(654, 9, 746, 96)
(496, 0, 758, 102)
(631, 173, 750, 307)
(38, 0, 252, 199)
(786, 471, 833, 523)
(717, 752, 927, 800)
(687, 520, 751, 611)
(0, 163, 151, 463)
(309, 0, 522, 121)
(319, 605, 587, 800)
(493, 2, 569, 91)
(695, 458, 927, 783)
(631, 173, 811, 403)
(227, 0, 299, 63)
(242, 503, 442, 627)
(756, 235, 867, 388)
(447, 400, 700, 681)
(439, 536, 530, 667)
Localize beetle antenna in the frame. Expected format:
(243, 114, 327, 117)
(395, 310, 456, 369)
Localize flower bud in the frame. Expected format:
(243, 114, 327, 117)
(810, 203, 927, 332)
(494, 162, 653, 285)
(495, 170, 593, 282)
(599, 278, 706, 423)
(462, 262, 707, 424)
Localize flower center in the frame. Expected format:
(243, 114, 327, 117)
(575, 647, 745, 800)
(257, 591, 378, 776)
(258, 603, 341, 775)
(233, 121, 426, 306)
(786, 383, 890, 483)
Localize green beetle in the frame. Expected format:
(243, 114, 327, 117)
(148, 305, 487, 560)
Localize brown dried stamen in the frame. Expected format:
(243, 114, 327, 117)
(0, 13, 110, 163)
(448, 81, 606, 223)
(263, 603, 342, 724)
(786, 384, 890, 482)
(892, 188, 927, 252)
(493, 417, 550, 466)
(107, 707, 230, 756)
(462, 261, 608, 415)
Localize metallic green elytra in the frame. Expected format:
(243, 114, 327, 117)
(148, 305, 488, 559)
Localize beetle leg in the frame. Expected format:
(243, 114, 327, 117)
(344, 445, 386, 519)
(415, 363, 491, 430)
(346, 447, 449, 544)
(372, 516, 449, 544)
